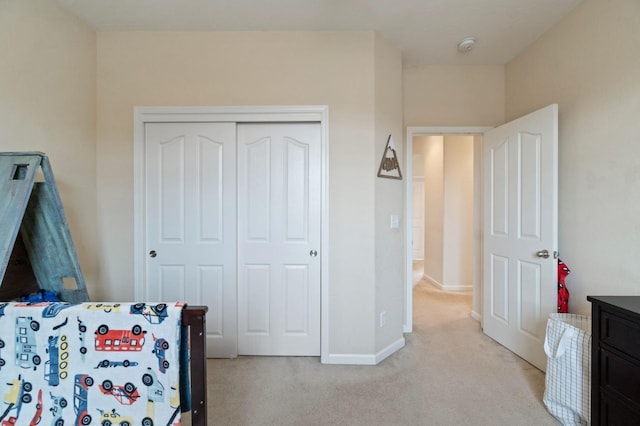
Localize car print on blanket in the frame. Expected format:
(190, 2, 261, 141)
(0, 302, 183, 425)
(44, 334, 70, 386)
(0, 374, 32, 424)
(151, 335, 170, 373)
(94, 359, 138, 370)
(96, 408, 133, 426)
(15, 317, 41, 371)
(94, 325, 146, 352)
(98, 380, 140, 405)
(130, 303, 168, 325)
(49, 391, 68, 426)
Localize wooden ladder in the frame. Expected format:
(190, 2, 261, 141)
(0, 152, 89, 302)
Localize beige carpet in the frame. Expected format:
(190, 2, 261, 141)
(202, 281, 558, 425)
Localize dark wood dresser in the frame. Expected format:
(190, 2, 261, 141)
(588, 296, 640, 425)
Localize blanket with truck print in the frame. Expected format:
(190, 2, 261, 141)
(0, 301, 183, 426)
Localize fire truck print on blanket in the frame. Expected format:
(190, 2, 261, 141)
(0, 301, 183, 425)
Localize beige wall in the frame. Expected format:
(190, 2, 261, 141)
(442, 135, 473, 290)
(506, 0, 640, 314)
(373, 33, 405, 353)
(403, 65, 505, 127)
(416, 136, 444, 284)
(415, 135, 473, 291)
(0, 0, 97, 293)
(96, 31, 404, 357)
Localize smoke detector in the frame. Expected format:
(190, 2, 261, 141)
(457, 37, 476, 52)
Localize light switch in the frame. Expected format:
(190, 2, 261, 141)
(390, 214, 400, 229)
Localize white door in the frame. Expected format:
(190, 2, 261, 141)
(412, 178, 425, 260)
(237, 123, 321, 356)
(145, 122, 237, 358)
(482, 104, 558, 372)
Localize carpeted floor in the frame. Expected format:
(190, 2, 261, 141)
(202, 275, 559, 425)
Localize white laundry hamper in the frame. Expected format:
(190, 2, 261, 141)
(543, 313, 592, 426)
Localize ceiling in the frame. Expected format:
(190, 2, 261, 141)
(56, 0, 583, 66)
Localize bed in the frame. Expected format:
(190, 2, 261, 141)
(0, 152, 208, 425)
(0, 301, 207, 426)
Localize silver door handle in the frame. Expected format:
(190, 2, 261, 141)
(536, 250, 550, 259)
(310, 250, 318, 257)
(149, 250, 157, 258)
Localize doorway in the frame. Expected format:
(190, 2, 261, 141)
(403, 127, 490, 332)
(405, 106, 558, 371)
(133, 106, 330, 361)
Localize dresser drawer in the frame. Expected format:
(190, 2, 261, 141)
(589, 296, 640, 425)
(601, 311, 640, 361)
(600, 391, 640, 426)
(601, 349, 640, 402)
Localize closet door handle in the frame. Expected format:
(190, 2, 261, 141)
(149, 250, 157, 258)
(310, 250, 318, 257)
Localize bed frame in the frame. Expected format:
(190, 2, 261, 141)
(181, 305, 208, 426)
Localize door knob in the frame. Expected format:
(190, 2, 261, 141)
(149, 250, 157, 258)
(310, 250, 318, 257)
(536, 250, 550, 259)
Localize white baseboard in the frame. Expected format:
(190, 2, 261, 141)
(422, 272, 442, 289)
(375, 337, 405, 364)
(441, 284, 472, 292)
(471, 310, 481, 322)
(323, 353, 377, 365)
(423, 273, 471, 292)
(322, 337, 406, 365)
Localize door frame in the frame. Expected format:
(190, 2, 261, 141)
(412, 175, 425, 261)
(403, 126, 490, 333)
(133, 105, 330, 361)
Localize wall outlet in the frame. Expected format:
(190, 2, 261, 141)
(379, 311, 387, 328)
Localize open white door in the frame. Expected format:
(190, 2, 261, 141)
(483, 104, 558, 372)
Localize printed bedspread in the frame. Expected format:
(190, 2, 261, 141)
(0, 301, 184, 426)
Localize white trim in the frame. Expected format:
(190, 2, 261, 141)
(375, 337, 406, 364)
(323, 354, 377, 365)
(133, 105, 326, 123)
(471, 311, 481, 322)
(319, 109, 330, 365)
(404, 126, 491, 334)
(403, 132, 413, 334)
(133, 105, 330, 362)
(322, 338, 406, 365)
(133, 108, 145, 302)
(421, 272, 442, 289)
(411, 176, 425, 261)
(439, 285, 473, 292)
(423, 272, 472, 292)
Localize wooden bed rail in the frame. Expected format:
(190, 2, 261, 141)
(182, 305, 208, 426)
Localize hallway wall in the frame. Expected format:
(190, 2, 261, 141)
(413, 135, 474, 291)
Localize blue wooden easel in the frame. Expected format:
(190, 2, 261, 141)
(0, 152, 89, 302)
